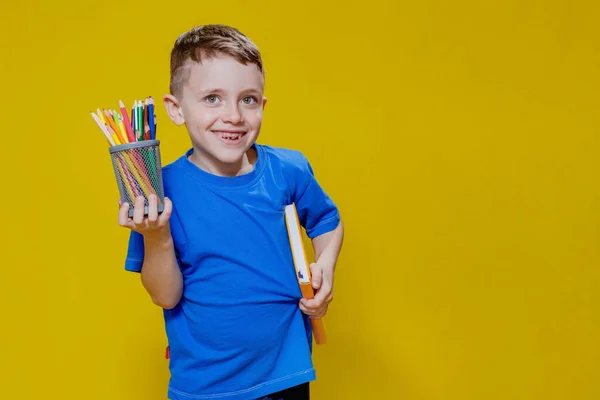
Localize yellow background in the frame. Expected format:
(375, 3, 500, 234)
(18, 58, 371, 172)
(1, 1, 599, 399)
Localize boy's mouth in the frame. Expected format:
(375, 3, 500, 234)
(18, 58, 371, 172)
(212, 130, 247, 144)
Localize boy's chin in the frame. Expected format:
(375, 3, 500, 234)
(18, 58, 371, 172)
(213, 146, 251, 164)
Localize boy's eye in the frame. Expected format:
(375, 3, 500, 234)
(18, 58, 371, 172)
(242, 96, 257, 105)
(205, 95, 220, 104)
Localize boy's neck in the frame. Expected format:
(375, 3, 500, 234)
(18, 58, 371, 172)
(188, 146, 257, 177)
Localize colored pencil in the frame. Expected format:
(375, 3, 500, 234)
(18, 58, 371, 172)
(148, 97, 155, 140)
(90, 96, 161, 210)
(119, 100, 136, 143)
(91, 96, 158, 145)
(137, 101, 144, 141)
(90, 112, 116, 146)
(115, 157, 138, 200)
(131, 103, 136, 139)
(104, 109, 127, 144)
(111, 110, 129, 144)
(143, 98, 151, 140)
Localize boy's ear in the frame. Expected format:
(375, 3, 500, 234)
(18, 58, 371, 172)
(163, 94, 185, 126)
(262, 96, 267, 108)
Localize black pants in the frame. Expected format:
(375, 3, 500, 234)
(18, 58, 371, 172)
(256, 382, 310, 400)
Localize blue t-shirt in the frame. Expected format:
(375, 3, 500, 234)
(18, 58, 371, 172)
(124, 143, 340, 400)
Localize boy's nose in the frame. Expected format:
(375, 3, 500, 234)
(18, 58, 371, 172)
(222, 104, 243, 124)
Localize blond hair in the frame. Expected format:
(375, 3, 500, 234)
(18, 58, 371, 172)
(169, 24, 264, 97)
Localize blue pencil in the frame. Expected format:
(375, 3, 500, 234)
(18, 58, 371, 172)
(148, 97, 155, 140)
(131, 103, 136, 141)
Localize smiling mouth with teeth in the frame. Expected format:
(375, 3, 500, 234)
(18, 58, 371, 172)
(213, 130, 246, 142)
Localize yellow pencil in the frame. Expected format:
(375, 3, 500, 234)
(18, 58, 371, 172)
(104, 109, 127, 145)
(96, 108, 107, 125)
(109, 109, 127, 143)
(115, 113, 129, 144)
(104, 124, 121, 146)
(108, 109, 128, 144)
(104, 122, 155, 196)
(115, 157, 137, 201)
(126, 152, 157, 197)
(120, 154, 155, 198)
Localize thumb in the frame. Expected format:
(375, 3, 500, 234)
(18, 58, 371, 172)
(310, 263, 322, 290)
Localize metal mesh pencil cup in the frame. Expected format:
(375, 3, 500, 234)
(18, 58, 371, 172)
(109, 140, 165, 218)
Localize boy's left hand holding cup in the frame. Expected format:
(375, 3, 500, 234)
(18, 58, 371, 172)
(118, 194, 172, 239)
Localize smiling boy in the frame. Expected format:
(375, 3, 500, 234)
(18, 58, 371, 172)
(119, 24, 344, 400)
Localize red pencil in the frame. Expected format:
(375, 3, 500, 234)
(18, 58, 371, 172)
(119, 100, 136, 143)
(143, 98, 151, 140)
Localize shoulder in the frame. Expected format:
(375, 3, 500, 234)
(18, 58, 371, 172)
(258, 144, 313, 174)
(158, 152, 193, 198)
(161, 153, 188, 179)
(158, 152, 192, 191)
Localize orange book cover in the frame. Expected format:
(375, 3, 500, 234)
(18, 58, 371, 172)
(284, 203, 327, 345)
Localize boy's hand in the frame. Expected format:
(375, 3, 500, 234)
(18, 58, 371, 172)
(299, 262, 334, 320)
(118, 195, 173, 240)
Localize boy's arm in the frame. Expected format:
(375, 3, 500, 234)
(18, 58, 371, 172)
(120, 195, 183, 309)
(140, 233, 183, 309)
(299, 219, 344, 319)
(290, 150, 343, 318)
(313, 219, 344, 269)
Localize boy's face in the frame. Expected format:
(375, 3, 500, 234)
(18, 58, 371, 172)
(165, 54, 266, 171)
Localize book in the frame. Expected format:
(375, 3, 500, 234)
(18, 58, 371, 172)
(284, 203, 327, 345)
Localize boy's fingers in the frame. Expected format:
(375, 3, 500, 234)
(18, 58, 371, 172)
(158, 197, 173, 225)
(133, 196, 145, 225)
(301, 286, 333, 312)
(310, 263, 322, 290)
(302, 300, 319, 311)
(311, 283, 329, 307)
(301, 296, 322, 310)
(300, 298, 328, 317)
(299, 301, 309, 314)
(299, 298, 312, 311)
(299, 301, 318, 316)
(147, 194, 158, 223)
(118, 202, 131, 227)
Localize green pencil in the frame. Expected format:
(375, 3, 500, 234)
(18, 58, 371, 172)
(137, 101, 143, 141)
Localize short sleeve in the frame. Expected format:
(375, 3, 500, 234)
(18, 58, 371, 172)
(292, 154, 340, 239)
(123, 203, 186, 273)
(124, 230, 145, 272)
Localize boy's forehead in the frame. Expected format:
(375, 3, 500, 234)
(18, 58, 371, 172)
(185, 55, 264, 91)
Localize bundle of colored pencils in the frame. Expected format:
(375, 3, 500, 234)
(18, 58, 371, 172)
(90, 97, 156, 146)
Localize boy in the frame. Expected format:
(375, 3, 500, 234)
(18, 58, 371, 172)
(119, 24, 344, 400)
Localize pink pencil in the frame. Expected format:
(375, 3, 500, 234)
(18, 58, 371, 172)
(119, 100, 136, 143)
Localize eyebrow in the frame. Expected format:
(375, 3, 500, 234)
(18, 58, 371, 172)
(241, 88, 263, 95)
(196, 88, 225, 96)
(196, 87, 263, 96)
